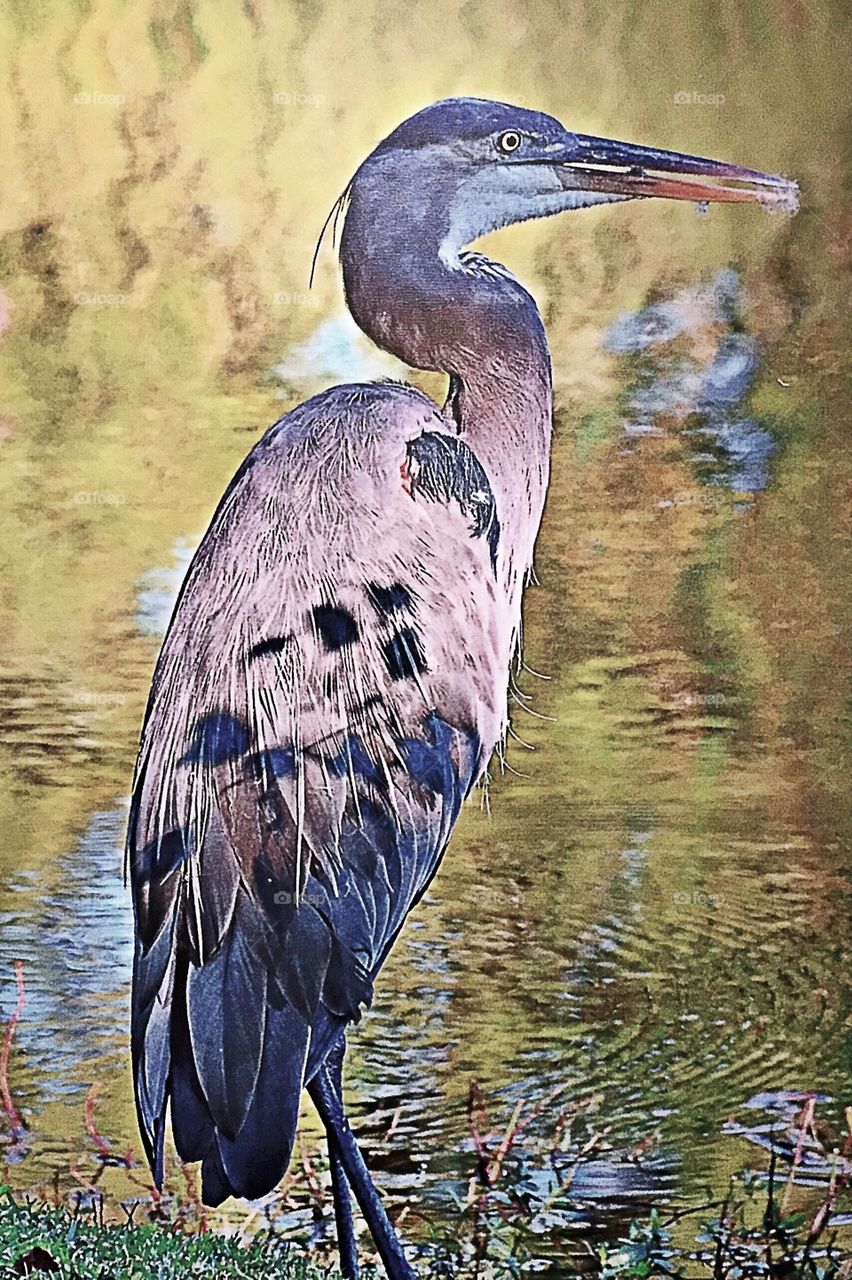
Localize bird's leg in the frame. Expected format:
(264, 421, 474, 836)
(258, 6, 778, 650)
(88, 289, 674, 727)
(313, 1040, 361, 1279)
(328, 1132, 359, 1280)
(308, 1037, 416, 1280)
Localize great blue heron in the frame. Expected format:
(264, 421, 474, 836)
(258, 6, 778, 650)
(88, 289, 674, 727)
(128, 98, 796, 1278)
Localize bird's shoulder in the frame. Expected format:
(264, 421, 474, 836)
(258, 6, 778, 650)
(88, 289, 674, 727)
(170, 379, 501, 619)
(258, 378, 442, 470)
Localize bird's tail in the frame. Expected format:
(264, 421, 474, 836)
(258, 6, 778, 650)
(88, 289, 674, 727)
(196, 1006, 310, 1205)
(133, 927, 313, 1206)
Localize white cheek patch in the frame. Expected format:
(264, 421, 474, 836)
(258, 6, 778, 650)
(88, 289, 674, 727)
(440, 165, 629, 266)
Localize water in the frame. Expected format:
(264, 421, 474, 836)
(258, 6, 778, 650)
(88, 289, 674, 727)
(0, 1, 849, 1271)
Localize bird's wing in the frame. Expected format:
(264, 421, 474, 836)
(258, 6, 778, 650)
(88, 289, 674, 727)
(128, 382, 511, 1203)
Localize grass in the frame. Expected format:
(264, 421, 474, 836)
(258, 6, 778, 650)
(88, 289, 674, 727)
(0, 1184, 336, 1279)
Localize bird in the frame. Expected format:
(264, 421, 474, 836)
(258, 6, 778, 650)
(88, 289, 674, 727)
(127, 98, 797, 1279)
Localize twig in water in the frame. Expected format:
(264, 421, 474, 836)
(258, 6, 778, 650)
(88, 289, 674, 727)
(180, 1162, 209, 1232)
(799, 1153, 841, 1276)
(385, 1105, 402, 1141)
(713, 1178, 733, 1280)
(84, 1082, 134, 1167)
(764, 1149, 777, 1274)
(297, 1134, 326, 1213)
(0, 959, 27, 1143)
(781, 1095, 815, 1216)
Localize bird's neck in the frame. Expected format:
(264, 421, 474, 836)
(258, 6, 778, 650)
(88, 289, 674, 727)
(341, 220, 553, 618)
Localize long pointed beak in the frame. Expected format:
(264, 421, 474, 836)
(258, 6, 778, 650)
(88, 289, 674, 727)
(553, 132, 799, 212)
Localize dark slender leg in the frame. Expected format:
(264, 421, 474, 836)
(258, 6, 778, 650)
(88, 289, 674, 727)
(308, 1039, 416, 1280)
(328, 1134, 359, 1279)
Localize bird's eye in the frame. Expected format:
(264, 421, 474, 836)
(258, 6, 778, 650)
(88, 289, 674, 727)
(496, 130, 522, 155)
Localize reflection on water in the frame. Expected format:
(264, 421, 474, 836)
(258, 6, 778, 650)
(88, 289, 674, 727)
(607, 270, 777, 493)
(135, 538, 197, 636)
(725, 1091, 852, 1190)
(272, 312, 405, 387)
(0, 0, 849, 1268)
(0, 809, 130, 1096)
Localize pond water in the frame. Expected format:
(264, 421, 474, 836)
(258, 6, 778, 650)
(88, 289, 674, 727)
(0, 1, 849, 1272)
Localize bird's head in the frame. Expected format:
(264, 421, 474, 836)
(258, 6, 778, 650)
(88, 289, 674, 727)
(343, 96, 798, 266)
(334, 98, 798, 372)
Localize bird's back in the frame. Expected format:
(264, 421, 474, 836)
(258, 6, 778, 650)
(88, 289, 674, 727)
(128, 379, 513, 1202)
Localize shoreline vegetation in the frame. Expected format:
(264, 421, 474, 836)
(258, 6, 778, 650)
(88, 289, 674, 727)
(2, 965, 851, 1276)
(2, 1018, 850, 1278)
(1, 1135, 850, 1278)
